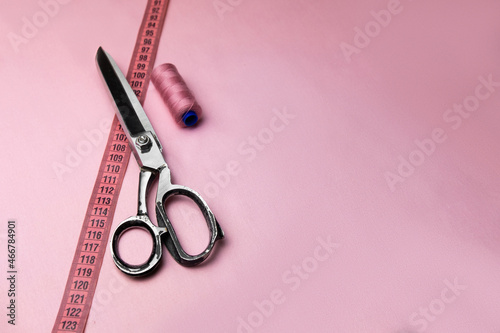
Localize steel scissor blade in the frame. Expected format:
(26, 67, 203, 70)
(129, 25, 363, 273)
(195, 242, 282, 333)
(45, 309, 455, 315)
(95, 47, 161, 151)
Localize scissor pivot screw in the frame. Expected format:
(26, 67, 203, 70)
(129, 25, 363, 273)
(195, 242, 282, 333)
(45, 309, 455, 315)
(135, 135, 152, 152)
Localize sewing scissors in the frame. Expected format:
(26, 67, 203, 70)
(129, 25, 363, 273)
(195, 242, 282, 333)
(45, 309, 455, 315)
(96, 47, 224, 276)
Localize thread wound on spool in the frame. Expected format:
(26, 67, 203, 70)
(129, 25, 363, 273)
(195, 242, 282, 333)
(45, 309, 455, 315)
(151, 63, 202, 127)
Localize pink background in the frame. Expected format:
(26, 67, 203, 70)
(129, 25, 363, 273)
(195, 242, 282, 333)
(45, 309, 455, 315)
(2, 0, 500, 332)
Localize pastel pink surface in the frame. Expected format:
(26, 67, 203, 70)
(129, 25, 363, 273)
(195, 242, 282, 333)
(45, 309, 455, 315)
(1, 0, 500, 332)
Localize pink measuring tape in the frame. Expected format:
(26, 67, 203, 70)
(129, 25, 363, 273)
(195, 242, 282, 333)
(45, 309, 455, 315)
(52, 1, 169, 331)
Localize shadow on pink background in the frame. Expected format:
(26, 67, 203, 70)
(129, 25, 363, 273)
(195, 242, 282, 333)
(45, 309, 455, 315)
(1, 0, 500, 332)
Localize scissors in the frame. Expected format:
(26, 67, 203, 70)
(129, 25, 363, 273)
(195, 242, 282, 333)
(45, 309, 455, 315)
(96, 47, 224, 276)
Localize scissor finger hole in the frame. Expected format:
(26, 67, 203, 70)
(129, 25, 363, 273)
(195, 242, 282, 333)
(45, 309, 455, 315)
(164, 194, 211, 256)
(116, 227, 154, 267)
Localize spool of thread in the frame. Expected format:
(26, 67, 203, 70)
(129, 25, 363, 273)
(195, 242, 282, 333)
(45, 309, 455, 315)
(151, 63, 202, 127)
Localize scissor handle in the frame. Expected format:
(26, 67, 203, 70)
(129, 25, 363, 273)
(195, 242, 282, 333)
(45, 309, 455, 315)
(156, 177, 224, 267)
(110, 215, 166, 276)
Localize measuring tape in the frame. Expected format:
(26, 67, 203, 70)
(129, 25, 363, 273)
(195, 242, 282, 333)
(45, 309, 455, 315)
(52, 1, 169, 331)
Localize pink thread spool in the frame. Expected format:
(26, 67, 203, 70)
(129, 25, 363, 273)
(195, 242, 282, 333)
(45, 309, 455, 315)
(151, 63, 202, 127)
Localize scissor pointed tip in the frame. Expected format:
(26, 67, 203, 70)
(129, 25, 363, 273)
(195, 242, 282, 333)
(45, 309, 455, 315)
(96, 46, 107, 61)
(96, 47, 115, 67)
(96, 47, 103, 63)
(95, 48, 118, 77)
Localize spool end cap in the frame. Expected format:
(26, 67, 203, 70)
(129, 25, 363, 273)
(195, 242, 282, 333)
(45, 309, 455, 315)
(182, 110, 198, 127)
